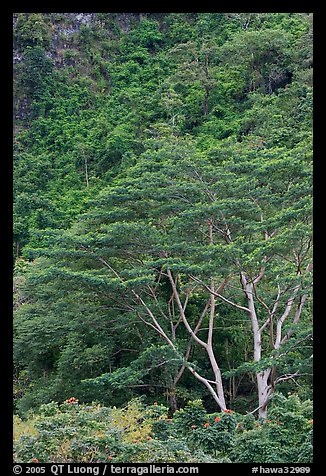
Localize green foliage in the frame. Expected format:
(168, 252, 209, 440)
(15, 46, 55, 111)
(218, 29, 293, 94)
(14, 123, 312, 412)
(14, 399, 219, 463)
(14, 14, 51, 49)
(171, 400, 236, 456)
(83, 345, 182, 390)
(14, 394, 312, 463)
(230, 393, 313, 463)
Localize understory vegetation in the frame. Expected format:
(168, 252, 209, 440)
(14, 394, 312, 463)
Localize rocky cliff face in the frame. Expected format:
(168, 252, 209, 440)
(13, 13, 144, 124)
(13, 12, 147, 69)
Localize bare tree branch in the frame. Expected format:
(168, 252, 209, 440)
(174, 300, 210, 385)
(167, 269, 208, 349)
(190, 274, 250, 312)
(274, 284, 300, 349)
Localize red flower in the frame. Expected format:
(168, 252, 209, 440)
(107, 456, 113, 461)
(203, 422, 210, 428)
(32, 459, 39, 463)
(223, 409, 233, 414)
(265, 419, 271, 423)
(65, 397, 78, 404)
(191, 425, 197, 429)
(214, 417, 221, 422)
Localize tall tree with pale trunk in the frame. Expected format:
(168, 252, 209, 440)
(29, 134, 312, 417)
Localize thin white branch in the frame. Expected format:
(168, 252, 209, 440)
(189, 275, 250, 312)
(274, 284, 300, 349)
(280, 293, 308, 345)
(132, 290, 176, 350)
(253, 266, 266, 285)
(174, 300, 210, 385)
(167, 269, 208, 349)
(187, 364, 226, 410)
(97, 256, 124, 281)
(147, 285, 169, 321)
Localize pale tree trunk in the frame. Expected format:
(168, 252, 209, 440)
(207, 220, 226, 409)
(241, 273, 272, 418)
(256, 369, 272, 419)
(170, 301, 209, 412)
(101, 255, 228, 412)
(240, 267, 311, 418)
(95, 221, 311, 417)
(167, 267, 227, 411)
(207, 274, 226, 409)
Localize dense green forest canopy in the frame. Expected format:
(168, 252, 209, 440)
(13, 12, 313, 463)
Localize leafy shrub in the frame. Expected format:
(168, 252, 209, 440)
(230, 393, 313, 463)
(172, 399, 237, 457)
(14, 398, 218, 463)
(14, 394, 312, 463)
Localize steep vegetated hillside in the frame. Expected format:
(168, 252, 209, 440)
(13, 13, 313, 463)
